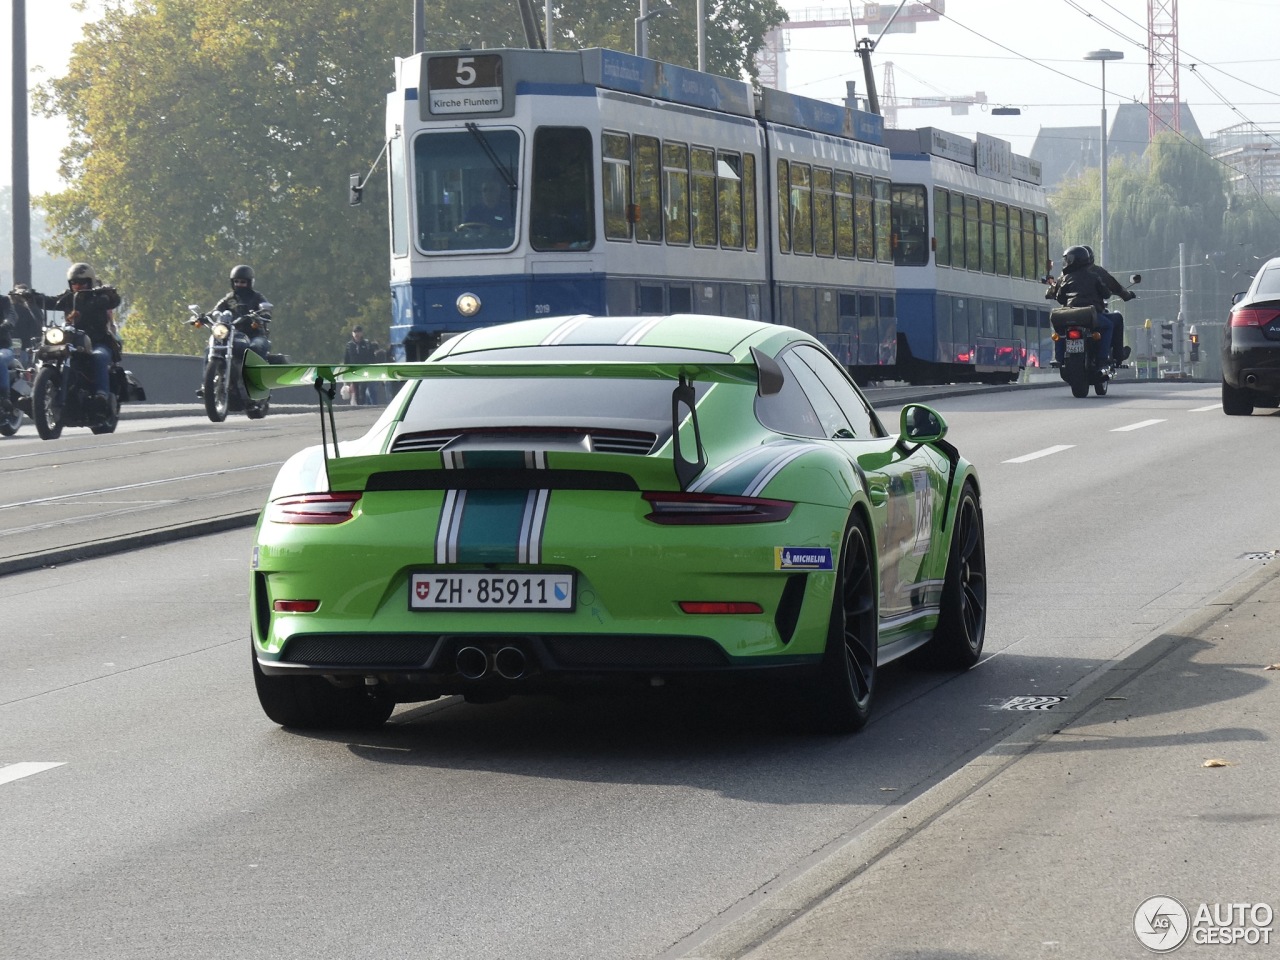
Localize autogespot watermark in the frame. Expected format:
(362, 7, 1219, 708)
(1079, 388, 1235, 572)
(1134, 896, 1274, 952)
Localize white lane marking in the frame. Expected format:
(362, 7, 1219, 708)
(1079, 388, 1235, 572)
(0, 762, 66, 786)
(1189, 404, 1220, 413)
(1004, 445, 1074, 464)
(1111, 419, 1166, 432)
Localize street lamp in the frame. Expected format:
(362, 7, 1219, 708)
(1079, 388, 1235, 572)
(1084, 49, 1124, 269)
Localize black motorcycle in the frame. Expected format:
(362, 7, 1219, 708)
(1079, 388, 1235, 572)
(186, 303, 280, 422)
(0, 347, 31, 436)
(26, 322, 146, 439)
(1051, 274, 1141, 398)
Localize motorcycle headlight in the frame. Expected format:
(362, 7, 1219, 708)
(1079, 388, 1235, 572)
(45, 327, 66, 346)
(456, 292, 482, 318)
(212, 322, 232, 339)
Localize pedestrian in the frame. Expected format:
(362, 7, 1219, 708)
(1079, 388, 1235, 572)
(343, 324, 381, 404)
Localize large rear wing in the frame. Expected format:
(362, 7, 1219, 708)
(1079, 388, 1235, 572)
(242, 348, 785, 490)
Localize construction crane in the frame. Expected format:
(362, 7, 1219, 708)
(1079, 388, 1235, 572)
(879, 61, 987, 129)
(756, 1, 944, 92)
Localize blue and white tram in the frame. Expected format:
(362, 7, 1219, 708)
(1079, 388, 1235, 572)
(383, 46, 896, 365)
(886, 128, 1053, 384)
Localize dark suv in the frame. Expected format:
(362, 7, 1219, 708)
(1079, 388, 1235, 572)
(1223, 257, 1280, 415)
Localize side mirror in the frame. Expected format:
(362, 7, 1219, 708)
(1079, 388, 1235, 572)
(188, 304, 200, 313)
(349, 173, 363, 206)
(899, 403, 947, 445)
(1231, 291, 1246, 306)
(259, 301, 274, 311)
(1129, 274, 1142, 284)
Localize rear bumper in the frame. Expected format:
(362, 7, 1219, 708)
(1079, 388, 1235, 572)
(1223, 334, 1280, 392)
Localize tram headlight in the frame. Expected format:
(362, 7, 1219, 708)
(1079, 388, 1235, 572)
(456, 292, 482, 318)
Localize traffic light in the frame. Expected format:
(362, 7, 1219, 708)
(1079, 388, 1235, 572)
(1160, 321, 1175, 353)
(1189, 327, 1200, 362)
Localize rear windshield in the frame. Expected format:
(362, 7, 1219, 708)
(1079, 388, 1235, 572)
(1254, 266, 1280, 298)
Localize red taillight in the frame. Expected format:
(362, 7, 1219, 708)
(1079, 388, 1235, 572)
(273, 599, 320, 612)
(679, 601, 764, 615)
(1066, 328, 1084, 340)
(1231, 308, 1280, 327)
(642, 491, 794, 525)
(265, 492, 361, 524)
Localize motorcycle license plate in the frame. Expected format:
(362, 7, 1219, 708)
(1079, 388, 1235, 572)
(409, 572, 575, 611)
(1065, 340, 1085, 354)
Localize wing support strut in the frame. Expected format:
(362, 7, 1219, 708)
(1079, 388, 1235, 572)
(671, 374, 706, 491)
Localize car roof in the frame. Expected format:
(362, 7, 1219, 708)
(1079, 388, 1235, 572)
(431, 314, 806, 362)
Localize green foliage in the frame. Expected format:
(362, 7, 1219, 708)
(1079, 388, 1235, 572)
(1049, 132, 1280, 321)
(34, 0, 785, 358)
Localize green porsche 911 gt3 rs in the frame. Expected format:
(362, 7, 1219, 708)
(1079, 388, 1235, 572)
(245, 314, 986, 734)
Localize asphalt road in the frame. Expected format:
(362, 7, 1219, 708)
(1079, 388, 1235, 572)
(3, 380, 1273, 959)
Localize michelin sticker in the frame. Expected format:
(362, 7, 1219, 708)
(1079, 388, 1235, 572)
(775, 547, 834, 570)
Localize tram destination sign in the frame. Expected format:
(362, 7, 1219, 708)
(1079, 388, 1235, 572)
(427, 54, 503, 115)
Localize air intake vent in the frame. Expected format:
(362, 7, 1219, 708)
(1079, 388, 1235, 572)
(392, 431, 461, 453)
(587, 431, 657, 455)
(391, 429, 657, 456)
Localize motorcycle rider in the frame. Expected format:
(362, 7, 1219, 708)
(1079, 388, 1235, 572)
(0, 284, 14, 404)
(1045, 246, 1112, 370)
(1081, 245, 1136, 365)
(17, 263, 122, 406)
(213, 264, 271, 360)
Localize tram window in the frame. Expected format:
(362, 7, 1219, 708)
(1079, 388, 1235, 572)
(873, 178, 892, 263)
(994, 203, 1009, 275)
(1022, 209, 1037, 279)
(390, 136, 408, 258)
(791, 286, 817, 334)
(663, 141, 690, 246)
(979, 199, 995, 274)
(854, 175, 873, 260)
(998, 300, 1013, 339)
(634, 135, 662, 244)
(790, 163, 813, 256)
(1009, 208, 1023, 279)
(817, 289, 838, 333)
(952, 296, 971, 358)
(1034, 213, 1050, 278)
(891, 184, 928, 266)
(813, 167, 834, 258)
(776, 160, 791, 253)
(744, 154, 759, 251)
(692, 147, 718, 247)
(531, 126, 594, 252)
(933, 188, 949, 267)
(857, 293, 878, 367)
(835, 172, 854, 259)
(964, 195, 980, 271)
(949, 192, 965, 271)
(879, 295, 896, 366)
(603, 132, 633, 241)
(936, 295, 952, 358)
(983, 300, 999, 337)
(639, 284, 664, 314)
(718, 151, 744, 250)
(670, 285, 693, 313)
(412, 128, 520, 253)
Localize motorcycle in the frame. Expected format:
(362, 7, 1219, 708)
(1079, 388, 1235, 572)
(186, 303, 280, 422)
(1050, 274, 1141, 398)
(25, 321, 147, 440)
(0, 345, 33, 436)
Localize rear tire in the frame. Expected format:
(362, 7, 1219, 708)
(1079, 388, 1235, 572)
(1065, 355, 1089, 398)
(203, 360, 228, 422)
(1094, 378, 1108, 396)
(0, 401, 21, 436)
(89, 394, 119, 434)
(920, 483, 987, 670)
(1222, 379, 1254, 416)
(246, 397, 270, 420)
(252, 645, 395, 730)
(804, 514, 878, 734)
(32, 366, 64, 440)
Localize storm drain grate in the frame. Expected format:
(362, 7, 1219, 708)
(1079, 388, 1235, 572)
(995, 695, 1067, 711)
(1240, 550, 1278, 561)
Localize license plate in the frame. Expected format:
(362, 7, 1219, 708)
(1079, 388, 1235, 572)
(1065, 340, 1085, 354)
(409, 572, 575, 611)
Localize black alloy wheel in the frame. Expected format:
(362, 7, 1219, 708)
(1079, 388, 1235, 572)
(921, 482, 987, 669)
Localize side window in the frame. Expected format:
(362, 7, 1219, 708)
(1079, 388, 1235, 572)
(979, 199, 995, 273)
(791, 344, 883, 438)
(891, 184, 928, 266)
(835, 171, 854, 259)
(964, 195, 980, 271)
(602, 132, 632, 241)
(854, 175, 874, 259)
(691, 146, 718, 247)
(790, 162, 813, 256)
(873, 177, 892, 262)
(530, 126, 595, 251)
(932, 187, 949, 267)
(778, 347, 855, 439)
(1009, 207, 1023, 279)
(776, 159, 791, 253)
(743, 154, 758, 251)
(634, 135, 662, 243)
(994, 202, 1009, 275)
(663, 141, 690, 246)
(718, 151, 744, 249)
(813, 167, 834, 257)
(949, 192, 965, 271)
(754, 355, 825, 438)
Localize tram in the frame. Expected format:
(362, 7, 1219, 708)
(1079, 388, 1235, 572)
(380, 46, 1049, 385)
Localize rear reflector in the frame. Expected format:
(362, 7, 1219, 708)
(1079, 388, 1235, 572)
(679, 601, 764, 615)
(1231, 308, 1280, 327)
(273, 599, 320, 613)
(642, 491, 794, 525)
(265, 492, 361, 524)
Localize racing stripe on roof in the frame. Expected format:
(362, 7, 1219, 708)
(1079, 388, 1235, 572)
(540, 315, 595, 345)
(619, 316, 666, 345)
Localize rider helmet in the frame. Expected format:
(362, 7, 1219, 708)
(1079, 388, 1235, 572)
(230, 264, 255, 288)
(67, 262, 95, 286)
(1062, 246, 1090, 270)
(1081, 245, 1096, 266)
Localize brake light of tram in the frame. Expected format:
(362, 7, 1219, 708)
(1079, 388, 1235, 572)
(1231, 308, 1280, 327)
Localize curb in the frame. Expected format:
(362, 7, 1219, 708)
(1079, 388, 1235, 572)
(670, 559, 1279, 959)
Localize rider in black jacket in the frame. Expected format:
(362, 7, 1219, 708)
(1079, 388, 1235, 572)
(1046, 246, 1113, 369)
(1082, 245, 1136, 365)
(19, 263, 122, 401)
(214, 264, 271, 360)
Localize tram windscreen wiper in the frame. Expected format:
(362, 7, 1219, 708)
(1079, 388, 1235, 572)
(465, 123, 517, 190)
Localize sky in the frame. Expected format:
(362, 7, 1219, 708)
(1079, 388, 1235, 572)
(4, 0, 1280, 197)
